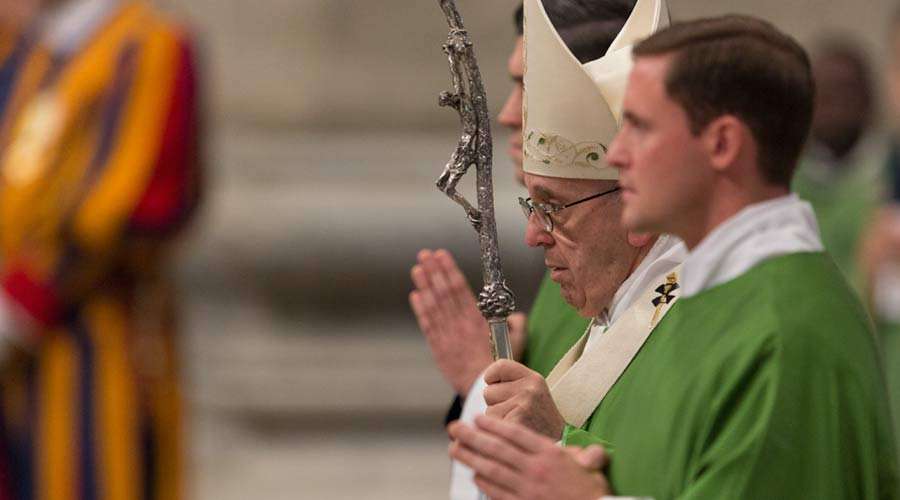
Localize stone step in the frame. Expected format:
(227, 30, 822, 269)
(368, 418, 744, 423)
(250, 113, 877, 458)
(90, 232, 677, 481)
(185, 300, 455, 415)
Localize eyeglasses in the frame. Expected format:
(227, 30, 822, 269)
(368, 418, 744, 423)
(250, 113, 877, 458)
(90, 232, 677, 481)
(518, 186, 621, 232)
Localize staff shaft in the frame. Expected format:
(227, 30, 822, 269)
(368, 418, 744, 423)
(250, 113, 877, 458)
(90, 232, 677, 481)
(435, 0, 515, 360)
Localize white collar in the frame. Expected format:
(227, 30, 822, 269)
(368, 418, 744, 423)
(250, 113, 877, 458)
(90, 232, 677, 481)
(39, 0, 120, 56)
(681, 194, 824, 298)
(587, 234, 686, 347)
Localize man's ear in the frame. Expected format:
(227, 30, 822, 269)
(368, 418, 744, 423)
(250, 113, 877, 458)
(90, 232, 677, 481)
(703, 115, 744, 173)
(627, 231, 654, 248)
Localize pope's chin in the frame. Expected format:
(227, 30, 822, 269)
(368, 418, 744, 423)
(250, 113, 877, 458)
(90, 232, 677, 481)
(560, 285, 597, 318)
(555, 280, 591, 317)
(552, 273, 573, 297)
(558, 286, 587, 316)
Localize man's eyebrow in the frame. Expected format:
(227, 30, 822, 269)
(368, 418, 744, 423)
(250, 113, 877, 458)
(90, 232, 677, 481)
(511, 75, 523, 84)
(532, 185, 555, 200)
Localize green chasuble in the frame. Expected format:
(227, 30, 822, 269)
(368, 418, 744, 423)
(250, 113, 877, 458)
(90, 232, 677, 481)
(564, 252, 898, 499)
(522, 272, 590, 377)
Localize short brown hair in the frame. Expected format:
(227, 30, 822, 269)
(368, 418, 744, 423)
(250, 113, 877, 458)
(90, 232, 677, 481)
(633, 15, 814, 187)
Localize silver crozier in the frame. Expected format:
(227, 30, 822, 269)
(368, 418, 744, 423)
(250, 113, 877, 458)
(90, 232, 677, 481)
(435, 0, 516, 360)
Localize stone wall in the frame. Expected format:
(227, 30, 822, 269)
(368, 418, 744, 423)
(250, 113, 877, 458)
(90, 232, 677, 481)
(160, 0, 894, 130)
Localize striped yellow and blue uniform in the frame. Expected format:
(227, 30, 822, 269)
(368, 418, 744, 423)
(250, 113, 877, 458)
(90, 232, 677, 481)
(0, 3, 200, 500)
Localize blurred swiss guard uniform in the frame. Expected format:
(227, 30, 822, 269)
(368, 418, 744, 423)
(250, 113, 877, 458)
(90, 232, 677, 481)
(0, 1, 200, 499)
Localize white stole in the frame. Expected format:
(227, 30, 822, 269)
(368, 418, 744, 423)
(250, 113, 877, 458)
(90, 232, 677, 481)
(547, 265, 682, 428)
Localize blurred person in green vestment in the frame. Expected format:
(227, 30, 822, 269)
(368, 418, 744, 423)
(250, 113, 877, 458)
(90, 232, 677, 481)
(858, 8, 900, 464)
(793, 37, 885, 289)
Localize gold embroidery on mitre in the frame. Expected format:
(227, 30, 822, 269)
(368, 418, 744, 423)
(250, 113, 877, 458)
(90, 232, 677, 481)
(4, 92, 65, 186)
(524, 130, 608, 169)
(650, 272, 679, 326)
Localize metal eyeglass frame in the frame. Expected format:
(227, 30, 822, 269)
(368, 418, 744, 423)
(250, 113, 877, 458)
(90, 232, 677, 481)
(518, 186, 621, 232)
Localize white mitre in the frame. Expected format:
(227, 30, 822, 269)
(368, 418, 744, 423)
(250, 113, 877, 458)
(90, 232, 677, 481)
(523, 0, 670, 180)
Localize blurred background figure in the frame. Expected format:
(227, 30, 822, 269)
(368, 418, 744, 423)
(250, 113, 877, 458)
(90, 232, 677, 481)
(793, 36, 883, 289)
(0, 1, 200, 499)
(860, 4, 900, 457)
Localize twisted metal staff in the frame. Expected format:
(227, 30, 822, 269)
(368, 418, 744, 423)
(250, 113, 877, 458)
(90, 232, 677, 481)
(435, 0, 515, 360)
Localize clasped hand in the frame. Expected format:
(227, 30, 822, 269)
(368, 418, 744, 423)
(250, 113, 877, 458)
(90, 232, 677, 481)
(484, 359, 566, 440)
(409, 249, 525, 395)
(449, 415, 612, 500)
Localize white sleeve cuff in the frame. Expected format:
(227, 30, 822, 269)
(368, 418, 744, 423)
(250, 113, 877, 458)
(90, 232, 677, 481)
(450, 371, 490, 499)
(459, 370, 489, 424)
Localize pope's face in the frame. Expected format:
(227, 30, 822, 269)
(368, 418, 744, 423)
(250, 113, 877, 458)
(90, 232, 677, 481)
(607, 55, 713, 237)
(523, 173, 636, 317)
(498, 37, 525, 184)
